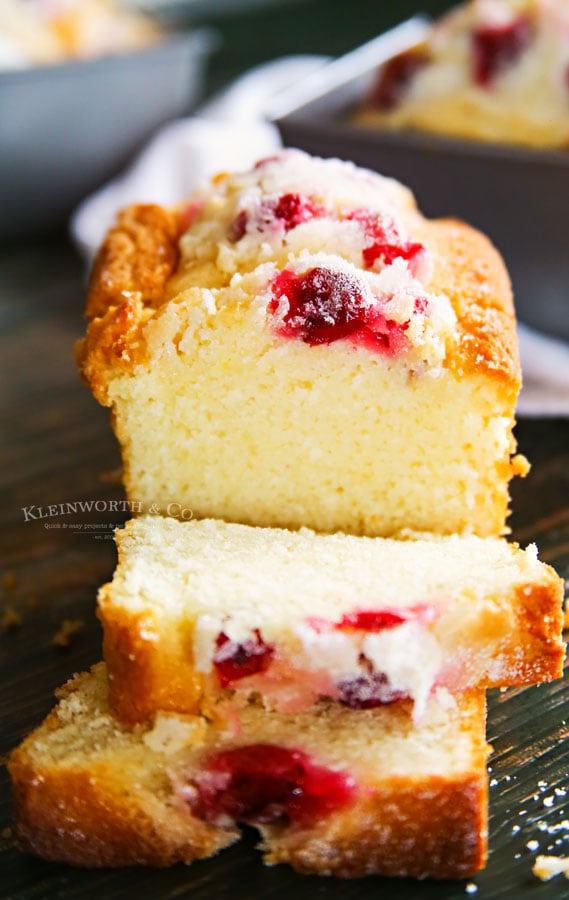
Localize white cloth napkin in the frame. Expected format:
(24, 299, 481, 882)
(71, 56, 569, 417)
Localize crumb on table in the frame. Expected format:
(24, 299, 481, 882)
(52, 618, 84, 649)
(533, 855, 569, 881)
(2, 607, 22, 631)
(99, 468, 123, 485)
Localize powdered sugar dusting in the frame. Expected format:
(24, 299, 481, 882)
(267, 252, 456, 368)
(173, 150, 458, 369)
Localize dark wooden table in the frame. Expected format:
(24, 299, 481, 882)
(1, 234, 569, 899)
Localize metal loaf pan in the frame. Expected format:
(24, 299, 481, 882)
(0, 30, 214, 240)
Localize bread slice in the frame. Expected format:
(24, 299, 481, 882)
(77, 150, 525, 539)
(98, 516, 564, 725)
(8, 664, 238, 867)
(9, 663, 489, 878)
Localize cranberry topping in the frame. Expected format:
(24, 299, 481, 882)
(270, 193, 323, 230)
(228, 193, 323, 242)
(355, 310, 410, 355)
(472, 15, 533, 87)
(270, 265, 410, 354)
(194, 744, 357, 825)
(271, 266, 369, 345)
(347, 209, 425, 272)
(370, 49, 429, 110)
(213, 630, 274, 688)
(339, 674, 408, 709)
(363, 237, 424, 271)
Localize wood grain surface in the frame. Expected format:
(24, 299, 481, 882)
(1, 236, 569, 899)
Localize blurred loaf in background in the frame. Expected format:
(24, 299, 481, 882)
(358, 0, 569, 148)
(0, 0, 161, 69)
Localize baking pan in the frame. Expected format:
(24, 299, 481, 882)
(0, 30, 214, 240)
(272, 20, 569, 341)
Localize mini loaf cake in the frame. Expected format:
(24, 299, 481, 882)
(358, 0, 569, 148)
(77, 150, 526, 538)
(98, 516, 564, 725)
(0, 0, 160, 69)
(9, 664, 489, 878)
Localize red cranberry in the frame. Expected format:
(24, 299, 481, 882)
(270, 266, 369, 345)
(339, 674, 408, 709)
(228, 193, 322, 242)
(370, 49, 429, 110)
(270, 193, 323, 230)
(363, 239, 424, 271)
(308, 604, 436, 635)
(337, 609, 407, 631)
(354, 310, 410, 356)
(194, 744, 357, 825)
(228, 209, 248, 242)
(213, 630, 274, 688)
(472, 15, 533, 87)
(253, 154, 282, 169)
(347, 209, 425, 272)
(270, 265, 410, 354)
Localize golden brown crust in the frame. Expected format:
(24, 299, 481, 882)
(99, 595, 205, 726)
(10, 755, 487, 876)
(416, 217, 520, 386)
(77, 204, 183, 405)
(85, 204, 182, 321)
(262, 691, 489, 879)
(262, 773, 488, 879)
(9, 667, 488, 878)
(514, 571, 566, 680)
(8, 667, 238, 867)
(76, 294, 148, 404)
(10, 758, 236, 867)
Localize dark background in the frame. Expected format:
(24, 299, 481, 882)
(183, 0, 456, 96)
